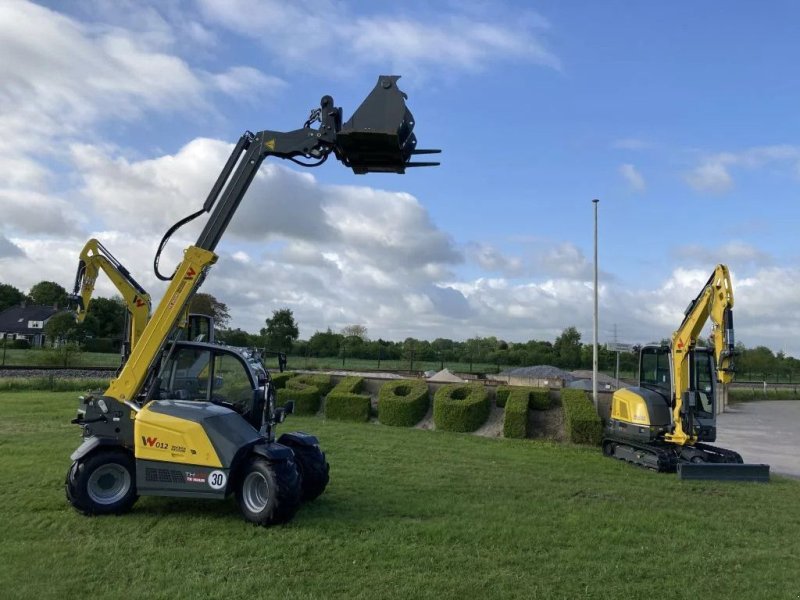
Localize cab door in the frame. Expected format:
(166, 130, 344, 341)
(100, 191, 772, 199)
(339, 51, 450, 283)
(158, 343, 262, 427)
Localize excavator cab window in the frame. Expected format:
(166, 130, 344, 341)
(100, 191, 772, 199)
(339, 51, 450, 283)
(692, 350, 715, 417)
(639, 346, 671, 394)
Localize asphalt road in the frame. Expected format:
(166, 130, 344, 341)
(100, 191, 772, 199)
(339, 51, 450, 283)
(715, 401, 800, 478)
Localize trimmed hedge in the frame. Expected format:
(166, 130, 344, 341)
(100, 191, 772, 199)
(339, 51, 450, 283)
(277, 384, 320, 415)
(277, 373, 332, 415)
(503, 392, 529, 439)
(291, 373, 334, 396)
(325, 376, 371, 422)
(496, 386, 550, 410)
(270, 371, 297, 389)
(378, 379, 430, 427)
(561, 389, 603, 445)
(433, 383, 490, 432)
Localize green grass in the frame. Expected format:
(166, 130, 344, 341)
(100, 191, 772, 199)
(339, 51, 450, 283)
(2, 391, 800, 599)
(0, 348, 123, 368)
(729, 387, 800, 402)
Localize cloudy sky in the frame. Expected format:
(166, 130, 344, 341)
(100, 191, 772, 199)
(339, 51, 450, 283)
(2, 1, 800, 353)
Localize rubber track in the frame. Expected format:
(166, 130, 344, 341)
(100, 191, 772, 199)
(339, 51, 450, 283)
(603, 436, 679, 473)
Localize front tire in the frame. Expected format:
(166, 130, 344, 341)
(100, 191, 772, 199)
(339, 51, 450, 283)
(292, 445, 330, 502)
(65, 449, 138, 516)
(235, 457, 301, 526)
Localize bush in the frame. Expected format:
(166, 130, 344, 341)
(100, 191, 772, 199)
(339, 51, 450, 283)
(270, 371, 297, 390)
(378, 379, 430, 427)
(325, 376, 371, 422)
(41, 343, 81, 367)
(0, 377, 110, 392)
(496, 386, 550, 410)
(503, 393, 528, 439)
(433, 384, 490, 432)
(561, 389, 603, 445)
(82, 338, 120, 354)
(11, 339, 31, 350)
(291, 373, 334, 396)
(277, 374, 325, 415)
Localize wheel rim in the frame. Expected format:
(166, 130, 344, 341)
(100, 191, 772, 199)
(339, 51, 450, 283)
(87, 463, 131, 505)
(242, 471, 270, 513)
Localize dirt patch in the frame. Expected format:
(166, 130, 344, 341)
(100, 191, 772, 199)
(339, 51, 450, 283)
(528, 406, 566, 442)
(473, 406, 505, 438)
(414, 405, 435, 430)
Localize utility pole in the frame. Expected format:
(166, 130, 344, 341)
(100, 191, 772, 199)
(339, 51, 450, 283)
(592, 199, 599, 409)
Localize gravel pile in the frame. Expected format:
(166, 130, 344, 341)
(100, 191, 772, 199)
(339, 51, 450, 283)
(0, 369, 114, 379)
(500, 365, 576, 383)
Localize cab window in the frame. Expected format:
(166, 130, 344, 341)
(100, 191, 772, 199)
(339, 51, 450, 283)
(162, 348, 213, 400)
(211, 353, 255, 416)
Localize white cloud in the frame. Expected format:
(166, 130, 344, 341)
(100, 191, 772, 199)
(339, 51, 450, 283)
(0, 235, 24, 259)
(685, 145, 800, 194)
(673, 242, 771, 268)
(685, 160, 734, 194)
(467, 243, 524, 275)
(196, 0, 561, 74)
(619, 163, 645, 192)
(0, 189, 85, 236)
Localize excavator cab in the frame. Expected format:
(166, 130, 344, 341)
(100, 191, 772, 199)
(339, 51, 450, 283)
(635, 344, 718, 441)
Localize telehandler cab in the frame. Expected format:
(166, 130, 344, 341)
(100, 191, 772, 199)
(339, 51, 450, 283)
(66, 75, 439, 525)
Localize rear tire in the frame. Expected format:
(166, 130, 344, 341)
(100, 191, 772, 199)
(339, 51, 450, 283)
(235, 457, 301, 526)
(65, 449, 138, 516)
(277, 434, 330, 502)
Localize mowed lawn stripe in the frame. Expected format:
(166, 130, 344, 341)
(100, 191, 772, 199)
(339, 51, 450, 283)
(0, 391, 798, 599)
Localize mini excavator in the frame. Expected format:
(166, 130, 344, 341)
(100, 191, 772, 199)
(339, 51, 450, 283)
(70, 238, 217, 365)
(603, 265, 769, 481)
(66, 75, 439, 525)
(70, 238, 152, 363)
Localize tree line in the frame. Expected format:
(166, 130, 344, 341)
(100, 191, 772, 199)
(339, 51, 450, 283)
(2, 280, 798, 378)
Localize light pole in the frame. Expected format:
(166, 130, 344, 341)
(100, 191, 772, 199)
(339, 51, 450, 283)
(592, 198, 599, 409)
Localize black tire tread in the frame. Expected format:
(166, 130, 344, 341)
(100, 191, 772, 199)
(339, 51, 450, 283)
(65, 449, 138, 516)
(236, 457, 301, 526)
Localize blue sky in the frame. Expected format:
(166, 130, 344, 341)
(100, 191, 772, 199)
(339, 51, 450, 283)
(2, 1, 800, 353)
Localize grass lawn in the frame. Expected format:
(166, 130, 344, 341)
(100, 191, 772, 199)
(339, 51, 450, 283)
(1, 391, 799, 599)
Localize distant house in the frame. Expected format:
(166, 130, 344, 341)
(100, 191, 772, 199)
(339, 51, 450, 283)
(0, 305, 65, 348)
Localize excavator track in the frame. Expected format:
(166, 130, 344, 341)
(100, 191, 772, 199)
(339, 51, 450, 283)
(602, 437, 678, 473)
(679, 443, 743, 464)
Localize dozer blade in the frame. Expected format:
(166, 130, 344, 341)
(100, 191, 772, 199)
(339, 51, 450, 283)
(677, 463, 770, 482)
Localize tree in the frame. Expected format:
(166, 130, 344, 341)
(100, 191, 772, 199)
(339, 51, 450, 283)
(554, 326, 582, 369)
(308, 328, 344, 357)
(189, 293, 230, 329)
(82, 297, 125, 339)
(44, 312, 79, 344)
(0, 282, 25, 312)
(28, 281, 68, 307)
(218, 327, 253, 347)
(341, 324, 368, 340)
(261, 308, 299, 352)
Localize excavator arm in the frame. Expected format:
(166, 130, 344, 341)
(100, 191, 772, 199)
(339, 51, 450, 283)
(71, 238, 152, 360)
(104, 75, 438, 402)
(667, 264, 735, 445)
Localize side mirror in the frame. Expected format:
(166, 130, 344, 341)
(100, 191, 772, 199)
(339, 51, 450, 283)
(283, 400, 295, 415)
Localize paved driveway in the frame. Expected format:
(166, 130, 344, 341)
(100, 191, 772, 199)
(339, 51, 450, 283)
(715, 401, 800, 478)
